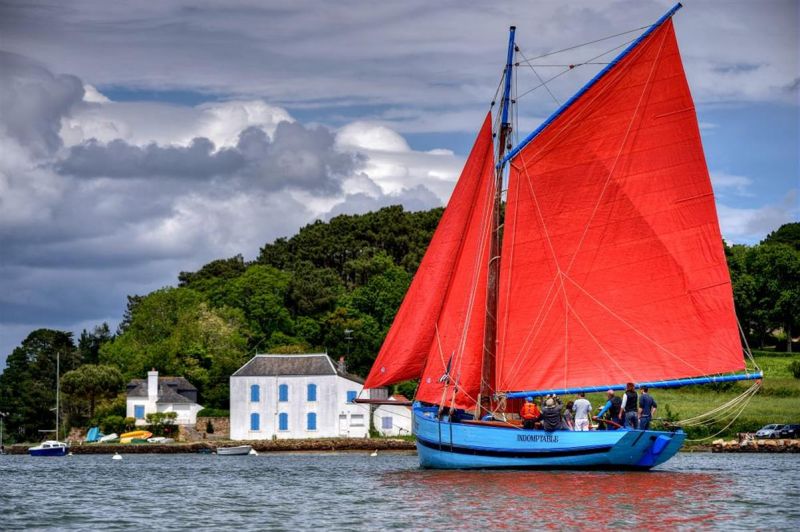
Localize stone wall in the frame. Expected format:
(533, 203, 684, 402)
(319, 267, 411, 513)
(196, 416, 230, 438)
(712, 438, 800, 452)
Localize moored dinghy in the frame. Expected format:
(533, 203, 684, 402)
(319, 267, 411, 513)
(216, 445, 253, 456)
(356, 2, 762, 470)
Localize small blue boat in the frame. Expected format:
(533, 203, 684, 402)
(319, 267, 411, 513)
(29, 440, 68, 457)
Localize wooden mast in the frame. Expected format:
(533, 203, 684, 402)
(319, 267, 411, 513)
(477, 26, 515, 417)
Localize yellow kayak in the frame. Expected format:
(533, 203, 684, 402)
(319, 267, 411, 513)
(120, 430, 152, 440)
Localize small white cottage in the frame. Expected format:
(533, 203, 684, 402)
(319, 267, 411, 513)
(229, 353, 379, 440)
(126, 370, 204, 426)
(372, 394, 413, 437)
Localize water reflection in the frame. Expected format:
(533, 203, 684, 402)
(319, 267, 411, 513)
(385, 469, 733, 530)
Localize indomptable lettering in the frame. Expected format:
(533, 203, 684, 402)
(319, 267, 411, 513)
(517, 434, 559, 443)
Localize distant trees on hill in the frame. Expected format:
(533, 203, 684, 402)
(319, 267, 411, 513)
(0, 206, 797, 443)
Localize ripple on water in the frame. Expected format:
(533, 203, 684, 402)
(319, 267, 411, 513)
(0, 452, 798, 530)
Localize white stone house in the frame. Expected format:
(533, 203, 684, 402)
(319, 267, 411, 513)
(126, 370, 204, 426)
(372, 394, 413, 437)
(229, 353, 381, 440)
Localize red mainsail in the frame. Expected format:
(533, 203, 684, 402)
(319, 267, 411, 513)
(363, 113, 495, 395)
(496, 20, 744, 393)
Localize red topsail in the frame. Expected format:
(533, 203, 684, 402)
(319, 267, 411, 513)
(363, 113, 495, 402)
(496, 20, 744, 393)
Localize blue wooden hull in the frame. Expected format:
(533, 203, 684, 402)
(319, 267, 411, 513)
(413, 405, 684, 470)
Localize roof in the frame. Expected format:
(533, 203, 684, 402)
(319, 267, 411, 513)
(126, 376, 198, 404)
(232, 353, 365, 384)
(126, 376, 197, 397)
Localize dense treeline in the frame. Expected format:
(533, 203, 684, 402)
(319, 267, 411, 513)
(0, 207, 797, 443)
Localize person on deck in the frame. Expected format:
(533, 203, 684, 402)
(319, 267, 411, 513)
(638, 386, 658, 430)
(572, 392, 592, 431)
(541, 395, 563, 432)
(520, 397, 541, 429)
(596, 390, 623, 429)
(563, 401, 575, 430)
(620, 382, 639, 429)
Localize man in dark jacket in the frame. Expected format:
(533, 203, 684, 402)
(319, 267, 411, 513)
(541, 395, 564, 431)
(597, 390, 623, 429)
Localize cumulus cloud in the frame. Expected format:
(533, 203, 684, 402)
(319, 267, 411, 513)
(717, 190, 798, 244)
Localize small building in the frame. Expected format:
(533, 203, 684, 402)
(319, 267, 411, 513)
(126, 370, 204, 426)
(372, 394, 413, 437)
(229, 353, 380, 440)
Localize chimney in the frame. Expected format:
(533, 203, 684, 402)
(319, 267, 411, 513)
(147, 369, 158, 401)
(337, 356, 346, 373)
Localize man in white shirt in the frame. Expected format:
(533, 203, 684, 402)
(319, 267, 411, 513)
(572, 392, 592, 431)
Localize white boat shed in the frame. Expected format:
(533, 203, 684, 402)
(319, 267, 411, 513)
(229, 353, 382, 440)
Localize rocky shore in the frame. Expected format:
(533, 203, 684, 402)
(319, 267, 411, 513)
(712, 438, 800, 453)
(5, 438, 416, 455)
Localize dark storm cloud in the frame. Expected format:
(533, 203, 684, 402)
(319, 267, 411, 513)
(326, 184, 441, 219)
(56, 122, 359, 195)
(0, 51, 84, 156)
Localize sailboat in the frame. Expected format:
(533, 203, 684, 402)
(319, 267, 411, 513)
(356, 3, 762, 469)
(29, 351, 68, 457)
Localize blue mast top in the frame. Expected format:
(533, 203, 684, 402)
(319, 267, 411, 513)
(500, 26, 517, 129)
(500, 2, 683, 167)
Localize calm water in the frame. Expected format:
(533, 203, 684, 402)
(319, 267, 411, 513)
(1, 452, 798, 530)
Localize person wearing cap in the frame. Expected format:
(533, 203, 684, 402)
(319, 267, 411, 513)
(541, 395, 563, 432)
(520, 396, 541, 429)
(596, 390, 623, 429)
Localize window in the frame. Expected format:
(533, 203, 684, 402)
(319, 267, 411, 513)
(307, 412, 317, 431)
(250, 412, 260, 431)
(346, 390, 357, 404)
(279, 412, 289, 431)
(350, 414, 365, 427)
(134, 405, 145, 419)
(381, 416, 393, 430)
(307, 383, 317, 402)
(279, 384, 289, 402)
(250, 384, 260, 403)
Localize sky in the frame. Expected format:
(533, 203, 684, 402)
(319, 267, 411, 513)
(0, 0, 797, 370)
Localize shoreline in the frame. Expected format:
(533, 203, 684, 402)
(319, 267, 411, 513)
(4, 437, 416, 455)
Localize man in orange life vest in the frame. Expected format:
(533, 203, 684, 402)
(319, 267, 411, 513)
(520, 396, 541, 429)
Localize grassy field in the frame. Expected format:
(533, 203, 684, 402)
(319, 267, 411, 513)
(578, 350, 800, 441)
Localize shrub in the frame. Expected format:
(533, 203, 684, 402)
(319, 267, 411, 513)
(789, 360, 800, 379)
(101, 415, 125, 434)
(197, 408, 229, 418)
(146, 412, 177, 437)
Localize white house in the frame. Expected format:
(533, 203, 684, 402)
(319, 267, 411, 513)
(372, 394, 413, 437)
(126, 370, 204, 426)
(229, 353, 381, 440)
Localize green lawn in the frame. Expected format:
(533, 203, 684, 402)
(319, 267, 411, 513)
(578, 352, 800, 441)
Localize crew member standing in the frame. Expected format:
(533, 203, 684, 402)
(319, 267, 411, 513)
(520, 396, 541, 429)
(620, 382, 638, 429)
(572, 392, 592, 431)
(597, 390, 623, 429)
(638, 386, 658, 430)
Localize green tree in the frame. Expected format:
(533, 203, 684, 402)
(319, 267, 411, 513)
(750, 243, 800, 351)
(77, 323, 112, 365)
(61, 364, 125, 419)
(0, 329, 80, 442)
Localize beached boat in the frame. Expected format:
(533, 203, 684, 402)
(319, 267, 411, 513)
(120, 430, 152, 440)
(216, 445, 253, 456)
(99, 433, 119, 443)
(356, 3, 762, 470)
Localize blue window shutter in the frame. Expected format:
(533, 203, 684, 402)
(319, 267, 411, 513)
(250, 384, 260, 402)
(134, 405, 145, 419)
(250, 412, 260, 431)
(279, 384, 288, 402)
(382, 416, 392, 430)
(347, 391, 357, 404)
(279, 412, 288, 431)
(307, 383, 317, 402)
(307, 412, 317, 430)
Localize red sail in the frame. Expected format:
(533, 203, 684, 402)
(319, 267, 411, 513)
(496, 20, 744, 393)
(364, 113, 495, 393)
